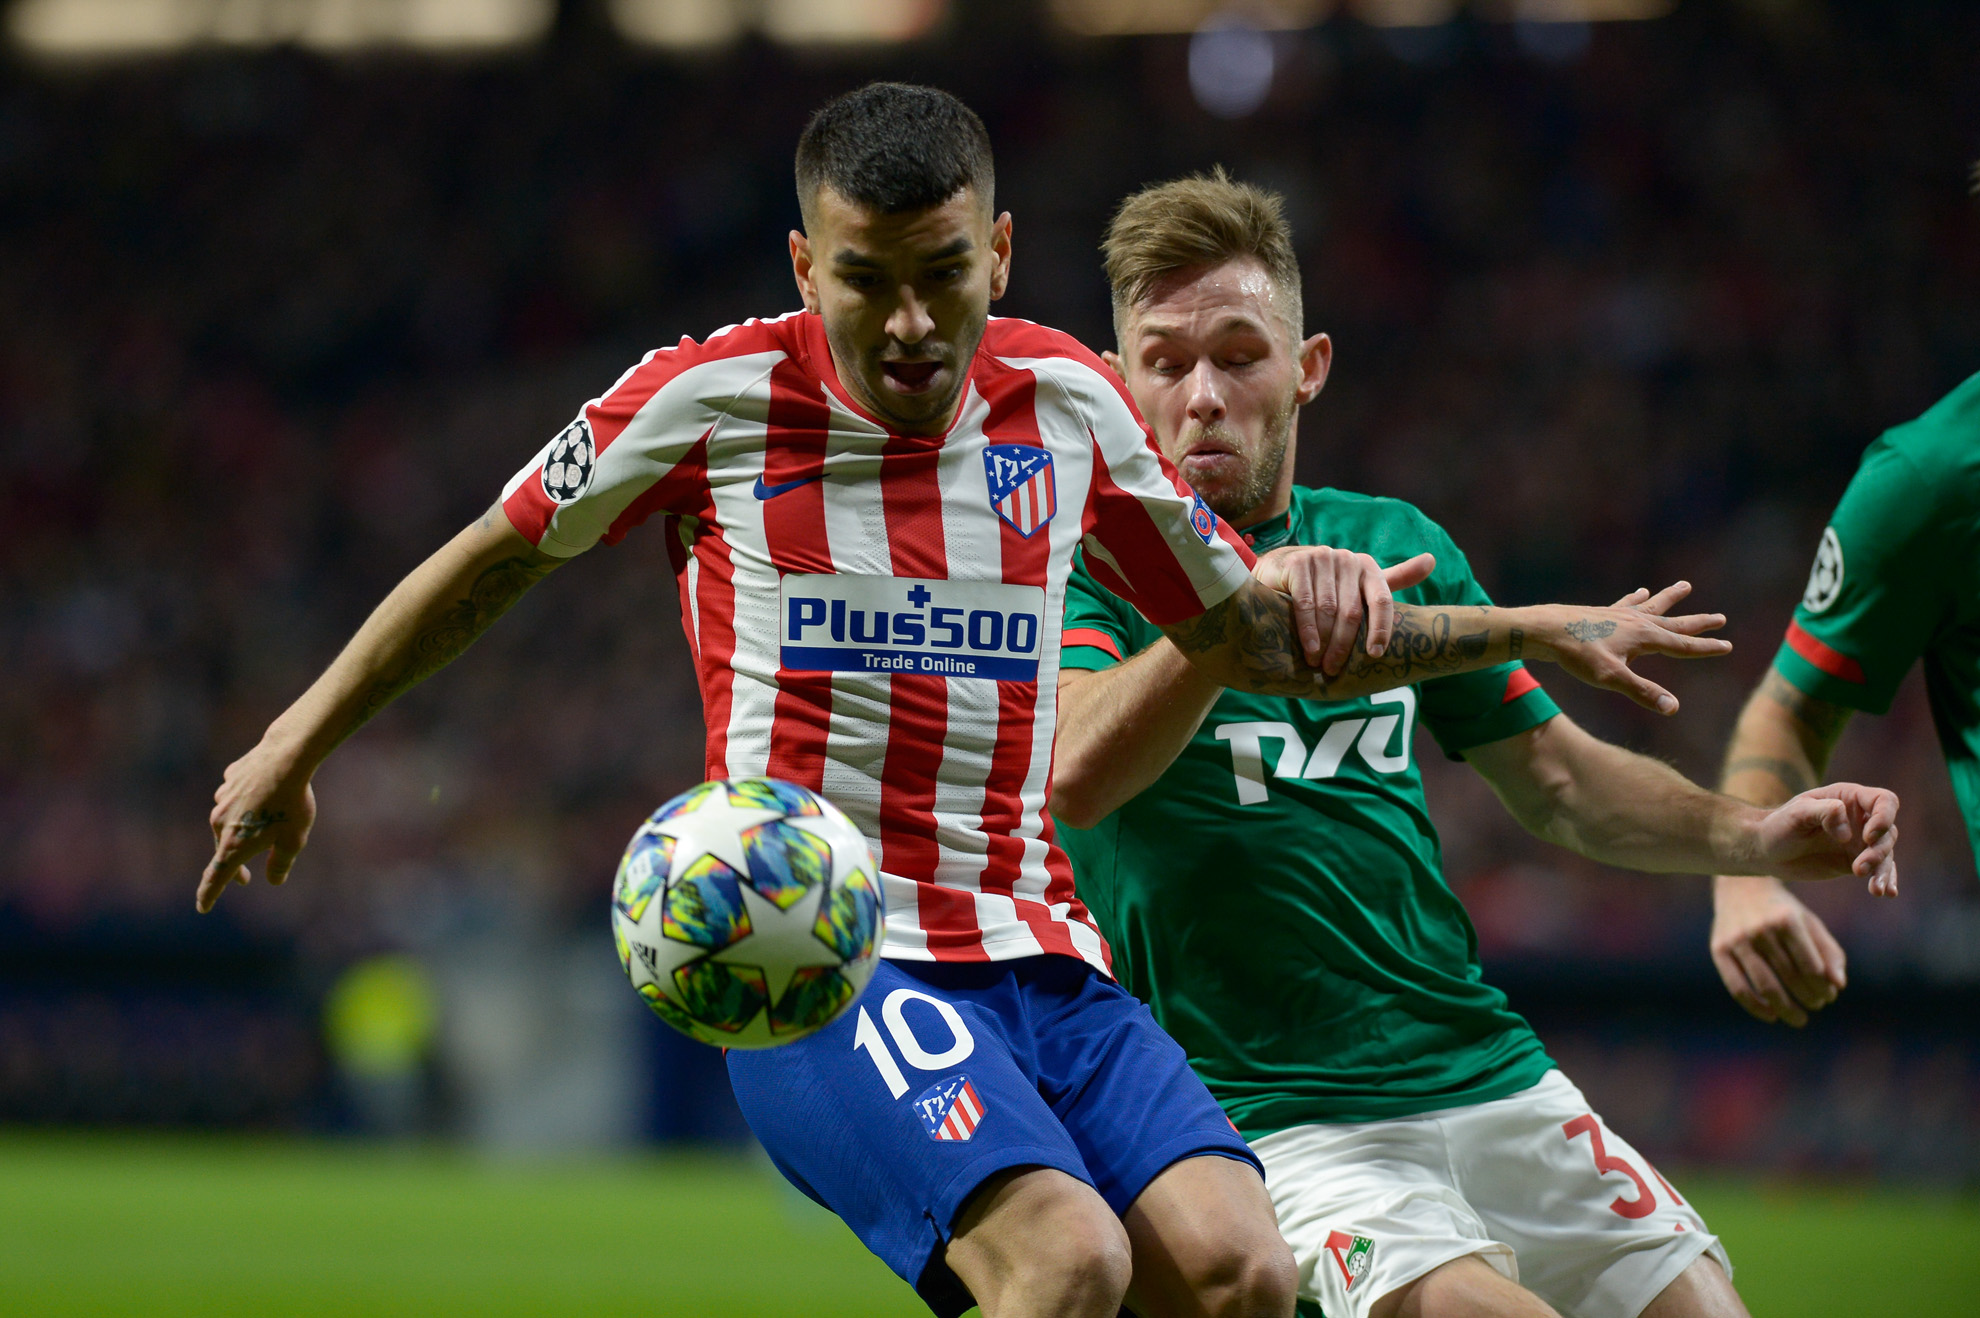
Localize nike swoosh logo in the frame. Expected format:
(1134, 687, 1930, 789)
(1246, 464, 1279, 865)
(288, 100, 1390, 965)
(753, 473, 824, 500)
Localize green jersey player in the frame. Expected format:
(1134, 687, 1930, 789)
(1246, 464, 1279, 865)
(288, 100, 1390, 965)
(1050, 172, 1900, 1318)
(1714, 371, 1980, 1026)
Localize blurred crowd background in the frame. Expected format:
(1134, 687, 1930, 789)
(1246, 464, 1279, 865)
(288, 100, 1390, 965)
(2, 0, 1976, 1181)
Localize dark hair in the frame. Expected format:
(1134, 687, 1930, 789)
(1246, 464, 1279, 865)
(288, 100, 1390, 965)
(795, 82, 994, 226)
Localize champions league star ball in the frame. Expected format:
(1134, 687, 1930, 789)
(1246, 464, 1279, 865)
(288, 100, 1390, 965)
(612, 777, 884, 1048)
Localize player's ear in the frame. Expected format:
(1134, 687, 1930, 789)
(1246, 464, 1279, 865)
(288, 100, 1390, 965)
(790, 230, 821, 314)
(988, 211, 1013, 301)
(1101, 349, 1127, 382)
(1295, 332, 1332, 405)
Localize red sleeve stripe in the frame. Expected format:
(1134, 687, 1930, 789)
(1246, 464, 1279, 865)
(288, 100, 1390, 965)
(1502, 665, 1542, 704)
(1062, 627, 1123, 661)
(1784, 620, 1867, 684)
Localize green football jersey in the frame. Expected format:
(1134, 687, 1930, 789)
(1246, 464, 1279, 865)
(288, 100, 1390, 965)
(1774, 369, 1980, 869)
(1057, 486, 1563, 1137)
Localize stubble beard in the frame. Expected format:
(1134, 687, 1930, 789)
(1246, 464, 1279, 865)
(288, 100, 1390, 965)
(1186, 387, 1297, 527)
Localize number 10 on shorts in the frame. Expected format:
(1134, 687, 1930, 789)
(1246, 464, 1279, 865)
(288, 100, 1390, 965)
(853, 991, 986, 1140)
(853, 989, 978, 1092)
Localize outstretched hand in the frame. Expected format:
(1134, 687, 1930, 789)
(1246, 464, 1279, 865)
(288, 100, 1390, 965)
(1253, 546, 1437, 676)
(198, 742, 317, 913)
(1747, 782, 1900, 897)
(1542, 582, 1732, 714)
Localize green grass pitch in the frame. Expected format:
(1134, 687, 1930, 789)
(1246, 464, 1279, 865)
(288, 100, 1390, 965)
(0, 1133, 1972, 1316)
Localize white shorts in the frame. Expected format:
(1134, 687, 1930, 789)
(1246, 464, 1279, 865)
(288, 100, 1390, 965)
(1253, 1069, 1729, 1318)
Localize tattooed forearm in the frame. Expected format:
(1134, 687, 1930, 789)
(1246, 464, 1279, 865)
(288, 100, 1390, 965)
(1563, 618, 1617, 642)
(1163, 583, 1514, 699)
(1759, 669, 1852, 748)
(1162, 582, 1315, 695)
(1722, 756, 1817, 795)
(1343, 609, 1498, 684)
(1216, 584, 1307, 693)
(1509, 627, 1524, 660)
(1165, 592, 1241, 657)
(350, 556, 556, 731)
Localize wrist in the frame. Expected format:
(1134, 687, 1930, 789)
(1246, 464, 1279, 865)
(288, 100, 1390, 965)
(257, 714, 330, 780)
(1712, 799, 1773, 873)
(1713, 871, 1786, 899)
(1504, 605, 1563, 663)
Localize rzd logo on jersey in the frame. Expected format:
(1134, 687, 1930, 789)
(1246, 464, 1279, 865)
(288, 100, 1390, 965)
(983, 445, 1056, 538)
(781, 574, 1048, 681)
(914, 1075, 985, 1142)
(1324, 1232, 1374, 1290)
(1214, 688, 1417, 804)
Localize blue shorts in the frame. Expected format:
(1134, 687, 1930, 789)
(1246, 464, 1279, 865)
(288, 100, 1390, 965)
(727, 956, 1260, 1317)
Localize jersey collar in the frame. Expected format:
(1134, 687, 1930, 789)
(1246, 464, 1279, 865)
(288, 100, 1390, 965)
(1239, 507, 1296, 554)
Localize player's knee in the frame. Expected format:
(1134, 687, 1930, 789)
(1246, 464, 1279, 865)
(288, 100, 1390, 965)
(1375, 1256, 1556, 1318)
(1182, 1231, 1298, 1318)
(1031, 1210, 1133, 1312)
(955, 1173, 1132, 1317)
(1641, 1256, 1747, 1318)
(984, 1211, 1129, 1317)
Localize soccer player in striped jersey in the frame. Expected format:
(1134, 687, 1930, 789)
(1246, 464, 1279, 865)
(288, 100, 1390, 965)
(197, 88, 1736, 1318)
(1051, 172, 1901, 1318)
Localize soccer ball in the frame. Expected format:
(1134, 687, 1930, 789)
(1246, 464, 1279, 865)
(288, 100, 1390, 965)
(611, 777, 884, 1049)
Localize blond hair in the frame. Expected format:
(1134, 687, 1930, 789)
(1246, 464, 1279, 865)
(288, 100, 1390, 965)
(1102, 167, 1304, 347)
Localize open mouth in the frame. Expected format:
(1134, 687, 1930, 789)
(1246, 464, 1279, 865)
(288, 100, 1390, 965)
(880, 360, 942, 394)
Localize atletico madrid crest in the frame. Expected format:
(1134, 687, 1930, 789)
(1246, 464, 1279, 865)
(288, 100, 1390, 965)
(983, 444, 1057, 538)
(913, 1075, 986, 1142)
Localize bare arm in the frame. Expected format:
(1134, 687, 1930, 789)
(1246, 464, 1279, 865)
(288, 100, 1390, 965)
(197, 506, 562, 912)
(1054, 651, 1223, 830)
(1710, 669, 1862, 1025)
(1463, 713, 1896, 885)
(1159, 570, 1730, 710)
(1719, 668, 1853, 805)
(1057, 567, 1728, 828)
(1466, 716, 1754, 873)
(1054, 548, 1438, 829)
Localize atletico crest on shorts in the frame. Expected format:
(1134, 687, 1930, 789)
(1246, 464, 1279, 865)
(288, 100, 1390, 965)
(913, 1075, 985, 1141)
(983, 445, 1057, 538)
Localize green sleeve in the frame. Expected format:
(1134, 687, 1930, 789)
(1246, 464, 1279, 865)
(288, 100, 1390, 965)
(1403, 512, 1562, 759)
(1772, 438, 1952, 715)
(1061, 551, 1136, 673)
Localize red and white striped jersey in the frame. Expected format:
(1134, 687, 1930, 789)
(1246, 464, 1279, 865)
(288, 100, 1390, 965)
(501, 311, 1253, 972)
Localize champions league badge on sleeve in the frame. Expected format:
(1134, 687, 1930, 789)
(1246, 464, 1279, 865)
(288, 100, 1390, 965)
(913, 1075, 985, 1142)
(1802, 526, 1844, 614)
(540, 416, 596, 505)
(983, 444, 1057, 538)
